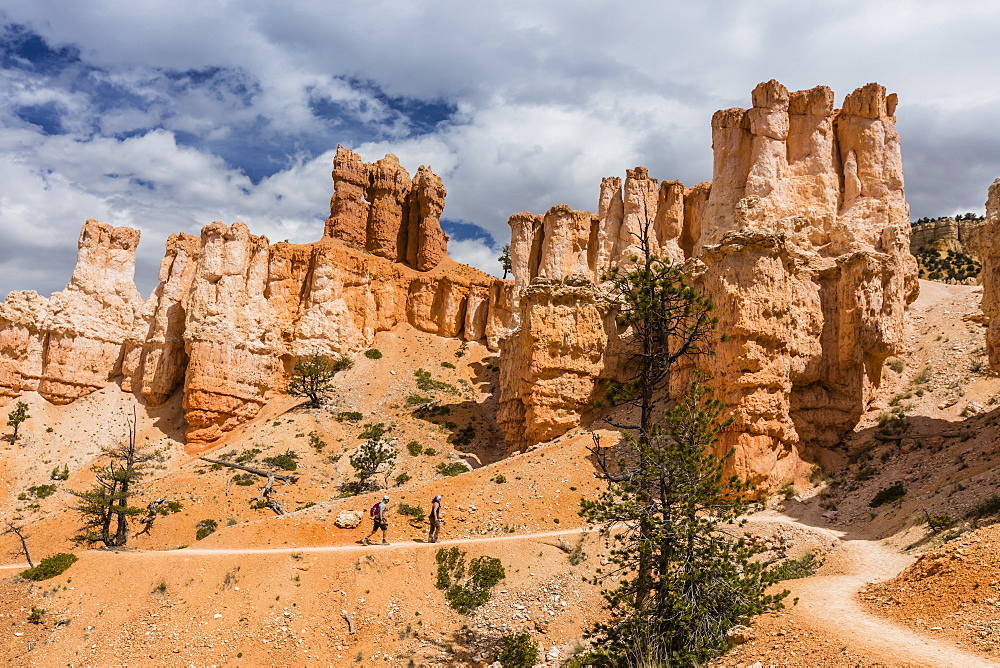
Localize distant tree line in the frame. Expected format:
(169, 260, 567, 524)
(911, 212, 985, 226)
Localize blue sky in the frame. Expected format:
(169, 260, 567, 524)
(1, 1, 999, 296)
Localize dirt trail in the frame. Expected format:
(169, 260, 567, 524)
(750, 511, 996, 667)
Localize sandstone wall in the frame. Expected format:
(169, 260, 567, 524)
(970, 179, 1000, 369)
(0, 152, 510, 448)
(498, 81, 918, 488)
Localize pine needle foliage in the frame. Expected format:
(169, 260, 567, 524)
(581, 381, 787, 665)
(287, 352, 353, 408)
(7, 401, 29, 442)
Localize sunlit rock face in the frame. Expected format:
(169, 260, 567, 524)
(498, 81, 918, 490)
(970, 179, 1000, 370)
(0, 151, 510, 449)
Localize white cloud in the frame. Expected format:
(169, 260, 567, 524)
(1, 0, 1000, 298)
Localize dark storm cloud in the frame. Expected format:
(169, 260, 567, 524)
(0, 1, 998, 298)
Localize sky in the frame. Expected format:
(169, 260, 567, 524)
(1, 1, 999, 297)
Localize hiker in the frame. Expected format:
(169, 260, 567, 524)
(362, 494, 390, 545)
(428, 494, 442, 543)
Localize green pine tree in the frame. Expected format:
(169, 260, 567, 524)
(581, 380, 787, 665)
(7, 401, 30, 443)
(287, 352, 353, 408)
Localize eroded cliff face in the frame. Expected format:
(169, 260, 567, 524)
(499, 80, 918, 488)
(970, 179, 1000, 369)
(0, 154, 510, 449)
(0, 220, 145, 405)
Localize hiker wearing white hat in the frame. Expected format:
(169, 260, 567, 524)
(362, 494, 391, 545)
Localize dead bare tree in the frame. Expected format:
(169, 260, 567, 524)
(200, 457, 298, 515)
(3, 521, 33, 568)
(135, 497, 167, 537)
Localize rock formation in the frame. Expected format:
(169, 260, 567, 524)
(970, 179, 1000, 369)
(0, 152, 510, 448)
(324, 147, 449, 271)
(0, 220, 145, 405)
(499, 81, 918, 488)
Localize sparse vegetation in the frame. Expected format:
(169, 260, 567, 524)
(26, 484, 57, 499)
(20, 553, 78, 581)
(195, 519, 218, 541)
(869, 482, 907, 507)
(769, 551, 824, 581)
(364, 348, 383, 359)
(398, 502, 425, 521)
(406, 440, 423, 456)
(440, 361, 456, 369)
(436, 461, 469, 477)
(308, 431, 327, 453)
(394, 472, 411, 486)
(346, 423, 397, 494)
(262, 450, 299, 471)
(968, 495, 1000, 520)
(886, 357, 905, 374)
(336, 411, 363, 423)
(28, 606, 45, 623)
(414, 368, 459, 394)
(51, 464, 70, 480)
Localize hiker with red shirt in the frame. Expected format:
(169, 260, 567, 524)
(362, 494, 390, 545)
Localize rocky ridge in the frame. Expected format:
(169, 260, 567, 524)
(970, 178, 1000, 370)
(0, 156, 510, 448)
(498, 80, 918, 488)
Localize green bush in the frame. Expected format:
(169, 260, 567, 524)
(492, 474, 507, 484)
(196, 519, 218, 541)
(927, 514, 953, 531)
(406, 440, 423, 456)
(21, 553, 78, 581)
(336, 411, 363, 423)
(28, 607, 45, 624)
(886, 358, 905, 374)
(498, 633, 539, 668)
(364, 349, 383, 360)
(263, 450, 299, 471)
(308, 431, 327, 453)
(768, 551, 824, 581)
(27, 484, 57, 499)
(159, 500, 183, 514)
(452, 426, 476, 447)
(424, 448, 438, 457)
(357, 422, 390, 441)
(398, 502, 425, 521)
(869, 482, 906, 508)
(440, 361, 456, 369)
(435, 547, 505, 614)
(232, 473, 258, 487)
(436, 462, 470, 477)
(968, 495, 1000, 519)
(414, 369, 459, 394)
(50, 465, 69, 481)
(235, 448, 262, 464)
(395, 472, 411, 486)
(406, 394, 432, 406)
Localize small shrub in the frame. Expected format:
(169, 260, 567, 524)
(768, 551, 824, 580)
(414, 369, 459, 394)
(235, 448, 262, 464)
(424, 448, 438, 457)
(436, 462, 470, 477)
(27, 484, 57, 499)
(398, 503, 425, 521)
(492, 474, 507, 484)
(406, 440, 423, 456)
(364, 349, 383, 360)
(50, 465, 69, 481)
(779, 482, 796, 500)
(406, 394, 432, 407)
(153, 581, 168, 595)
(969, 495, 1000, 519)
(308, 431, 327, 453)
(159, 500, 183, 514)
(927, 514, 953, 531)
(434, 547, 505, 614)
(912, 365, 933, 385)
(20, 553, 78, 581)
(195, 519, 219, 541)
(869, 482, 906, 508)
(452, 425, 476, 447)
(395, 472, 411, 486)
(263, 450, 299, 471)
(886, 358, 905, 374)
(357, 422, 390, 441)
(455, 342, 468, 358)
(498, 633, 539, 668)
(28, 607, 45, 624)
(232, 473, 257, 487)
(336, 411, 363, 423)
(440, 361, 456, 369)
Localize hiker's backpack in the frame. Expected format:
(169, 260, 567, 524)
(370, 502, 381, 518)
